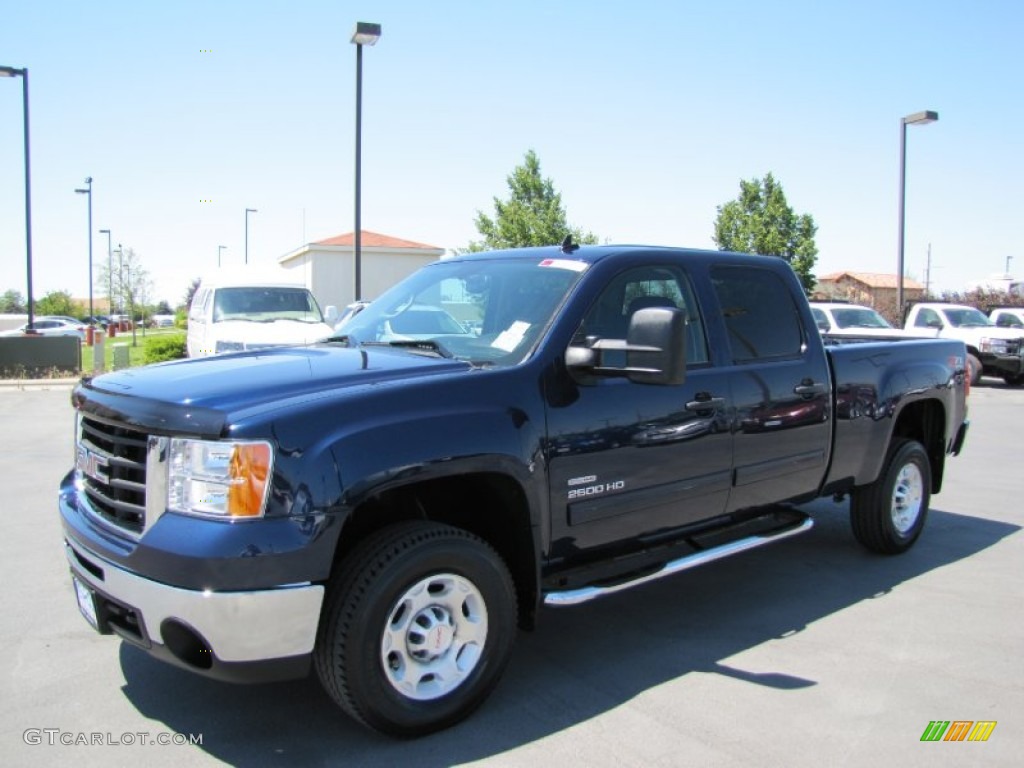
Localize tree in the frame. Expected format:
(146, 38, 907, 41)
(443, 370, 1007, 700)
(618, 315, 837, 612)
(183, 277, 201, 312)
(35, 290, 77, 317)
(465, 150, 598, 252)
(97, 247, 152, 344)
(97, 247, 151, 318)
(713, 172, 818, 293)
(1, 289, 26, 314)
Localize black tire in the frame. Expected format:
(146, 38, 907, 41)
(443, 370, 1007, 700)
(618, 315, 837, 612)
(851, 438, 931, 555)
(1001, 373, 1024, 386)
(314, 522, 517, 737)
(966, 354, 982, 386)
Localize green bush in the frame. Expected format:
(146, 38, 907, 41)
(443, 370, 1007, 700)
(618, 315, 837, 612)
(144, 332, 187, 364)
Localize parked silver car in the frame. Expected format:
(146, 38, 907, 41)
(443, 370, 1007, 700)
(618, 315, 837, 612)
(0, 317, 86, 340)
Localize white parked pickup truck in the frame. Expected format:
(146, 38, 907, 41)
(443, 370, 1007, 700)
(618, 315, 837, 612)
(989, 307, 1024, 330)
(905, 302, 1024, 385)
(809, 302, 906, 339)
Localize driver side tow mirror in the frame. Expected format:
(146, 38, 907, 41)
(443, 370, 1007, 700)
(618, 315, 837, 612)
(566, 307, 687, 386)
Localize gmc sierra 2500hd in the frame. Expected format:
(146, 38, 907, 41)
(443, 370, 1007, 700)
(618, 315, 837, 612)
(61, 243, 969, 736)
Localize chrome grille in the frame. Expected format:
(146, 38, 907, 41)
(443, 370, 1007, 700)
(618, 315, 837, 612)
(77, 416, 148, 534)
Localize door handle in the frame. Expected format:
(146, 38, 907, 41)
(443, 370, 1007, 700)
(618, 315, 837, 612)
(794, 380, 826, 397)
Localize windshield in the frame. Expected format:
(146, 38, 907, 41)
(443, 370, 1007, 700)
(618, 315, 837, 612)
(833, 307, 892, 329)
(213, 287, 325, 324)
(944, 307, 992, 328)
(335, 257, 588, 366)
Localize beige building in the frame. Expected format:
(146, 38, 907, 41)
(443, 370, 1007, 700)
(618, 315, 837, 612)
(814, 272, 926, 307)
(278, 230, 445, 312)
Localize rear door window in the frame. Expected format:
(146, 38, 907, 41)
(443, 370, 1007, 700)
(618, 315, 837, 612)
(711, 267, 804, 362)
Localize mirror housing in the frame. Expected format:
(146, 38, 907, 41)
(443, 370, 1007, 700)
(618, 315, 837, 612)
(566, 307, 687, 386)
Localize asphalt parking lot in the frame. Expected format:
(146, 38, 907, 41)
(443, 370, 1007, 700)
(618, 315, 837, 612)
(0, 380, 1020, 767)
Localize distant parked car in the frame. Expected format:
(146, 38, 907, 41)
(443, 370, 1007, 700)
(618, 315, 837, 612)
(990, 307, 1024, 329)
(0, 317, 85, 340)
(42, 315, 88, 329)
(809, 302, 903, 338)
(333, 301, 371, 332)
(905, 302, 1024, 385)
(150, 314, 176, 328)
(343, 304, 471, 342)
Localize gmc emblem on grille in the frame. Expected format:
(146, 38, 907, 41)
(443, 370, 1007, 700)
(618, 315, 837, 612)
(76, 445, 110, 484)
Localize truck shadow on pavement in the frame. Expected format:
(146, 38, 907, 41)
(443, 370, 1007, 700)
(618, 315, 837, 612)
(118, 500, 1018, 766)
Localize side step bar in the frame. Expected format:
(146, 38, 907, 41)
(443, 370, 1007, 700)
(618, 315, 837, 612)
(543, 515, 813, 607)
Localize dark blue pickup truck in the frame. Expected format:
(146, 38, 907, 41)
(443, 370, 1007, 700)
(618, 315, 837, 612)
(60, 243, 969, 736)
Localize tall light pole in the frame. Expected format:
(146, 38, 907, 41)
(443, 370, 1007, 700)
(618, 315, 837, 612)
(897, 110, 938, 314)
(0, 65, 35, 331)
(218, 244, 227, 267)
(75, 177, 94, 320)
(1005, 255, 1013, 275)
(351, 21, 381, 301)
(99, 228, 112, 315)
(245, 208, 257, 264)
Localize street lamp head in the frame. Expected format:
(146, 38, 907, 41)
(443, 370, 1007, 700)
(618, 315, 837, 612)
(99, 228, 110, 235)
(246, 207, 258, 214)
(351, 22, 382, 46)
(0, 65, 26, 77)
(903, 110, 939, 126)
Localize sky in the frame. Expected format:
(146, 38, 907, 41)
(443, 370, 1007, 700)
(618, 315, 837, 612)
(2, 0, 1023, 308)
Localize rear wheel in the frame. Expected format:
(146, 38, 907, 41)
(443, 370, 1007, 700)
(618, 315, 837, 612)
(314, 522, 517, 737)
(851, 439, 931, 554)
(1002, 373, 1024, 386)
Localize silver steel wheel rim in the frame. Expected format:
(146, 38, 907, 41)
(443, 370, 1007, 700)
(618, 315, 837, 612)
(891, 461, 924, 534)
(380, 573, 488, 701)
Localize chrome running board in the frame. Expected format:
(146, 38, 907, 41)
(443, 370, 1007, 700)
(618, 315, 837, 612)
(543, 516, 813, 607)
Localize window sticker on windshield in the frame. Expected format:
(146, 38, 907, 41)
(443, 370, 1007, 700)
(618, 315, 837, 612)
(538, 259, 588, 272)
(492, 321, 531, 352)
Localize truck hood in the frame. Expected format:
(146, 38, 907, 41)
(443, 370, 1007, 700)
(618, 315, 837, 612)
(74, 345, 471, 436)
(941, 326, 1023, 341)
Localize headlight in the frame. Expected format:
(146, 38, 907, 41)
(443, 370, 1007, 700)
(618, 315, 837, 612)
(167, 439, 273, 518)
(215, 340, 246, 353)
(979, 337, 1009, 354)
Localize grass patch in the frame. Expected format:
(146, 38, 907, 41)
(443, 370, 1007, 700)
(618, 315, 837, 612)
(82, 329, 186, 373)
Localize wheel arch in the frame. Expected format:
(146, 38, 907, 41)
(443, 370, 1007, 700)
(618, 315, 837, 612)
(890, 398, 947, 493)
(332, 469, 540, 630)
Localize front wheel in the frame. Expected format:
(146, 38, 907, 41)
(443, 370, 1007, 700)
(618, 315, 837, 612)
(966, 354, 982, 386)
(851, 438, 931, 554)
(314, 522, 517, 737)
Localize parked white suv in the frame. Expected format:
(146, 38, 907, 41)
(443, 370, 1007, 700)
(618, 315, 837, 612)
(905, 302, 1024, 385)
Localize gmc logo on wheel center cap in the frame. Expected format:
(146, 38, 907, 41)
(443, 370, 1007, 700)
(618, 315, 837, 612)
(76, 445, 110, 484)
